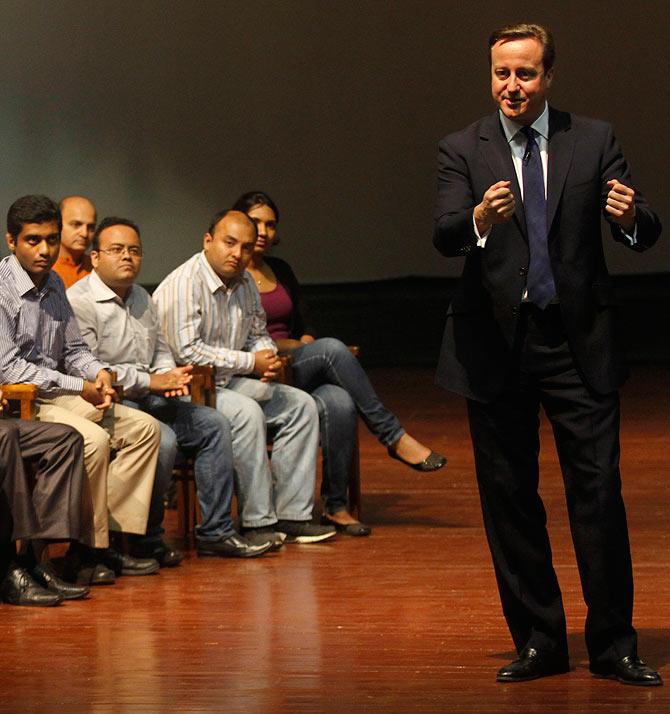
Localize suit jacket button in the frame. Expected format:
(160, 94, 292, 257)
(519, 267, 528, 276)
(512, 306, 520, 315)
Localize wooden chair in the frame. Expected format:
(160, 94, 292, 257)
(172, 366, 215, 544)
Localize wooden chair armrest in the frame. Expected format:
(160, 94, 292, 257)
(0, 384, 38, 420)
(183, 365, 216, 407)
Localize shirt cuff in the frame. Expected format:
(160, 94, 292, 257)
(473, 213, 492, 247)
(621, 222, 637, 246)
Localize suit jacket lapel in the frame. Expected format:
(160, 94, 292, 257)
(479, 112, 526, 236)
(547, 108, 575, 232)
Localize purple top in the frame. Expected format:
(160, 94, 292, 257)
(260, 281, 294, 340)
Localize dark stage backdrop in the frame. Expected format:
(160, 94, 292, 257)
(0, 0, 666, 284)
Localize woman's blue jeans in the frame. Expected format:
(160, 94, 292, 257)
(290, 338, 404, 513)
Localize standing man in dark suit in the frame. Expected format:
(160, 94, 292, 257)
(433, 23, 662, 685)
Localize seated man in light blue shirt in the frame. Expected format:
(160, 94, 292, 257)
(67, 217, 274, 559)
(153, 209, 336, 544)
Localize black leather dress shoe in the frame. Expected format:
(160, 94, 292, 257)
(57, 549, 116, 586)
(1, 566, 62, 607)
(32, 564, 90, 600)
(591, 656, 663, 686)
(96, 548, 160, 576)
(130, 540, 184, 568)
(196, 532, 273, 558)
(496, 647, 570, 682)
(240, 526, 286, 551)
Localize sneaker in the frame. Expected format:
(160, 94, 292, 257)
(275, 520, 337, 544)
(241, 525, 286, 552)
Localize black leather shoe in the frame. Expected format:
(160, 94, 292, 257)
(241, 527, 286, 551)
(591, 656, 663, 686)
(196, 532, 274, 558)
(32, 563, 90, 600)
(1, 566, 62, 607)
(56, 550, 116, 586)
(496, 647, 570, 682)
(130, 540, 184, 568)
(96, 548, 160, 576)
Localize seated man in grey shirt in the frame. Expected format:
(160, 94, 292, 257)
(67, 217, 274, 559)
(153, 209, 336, 544)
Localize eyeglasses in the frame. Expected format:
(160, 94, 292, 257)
(97, 245, 143, 257)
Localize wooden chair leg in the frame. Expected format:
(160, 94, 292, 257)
(348, 425, 362, 519)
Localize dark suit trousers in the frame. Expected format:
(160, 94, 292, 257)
(0, 420, 86, 573)
(466, 304, 637, 666)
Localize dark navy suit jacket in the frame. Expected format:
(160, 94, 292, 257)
(433, 107, 661, 402)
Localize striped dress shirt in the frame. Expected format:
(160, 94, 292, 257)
(153, 252, 276, 387)
(0, 255, 106, 396)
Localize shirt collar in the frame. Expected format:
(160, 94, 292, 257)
(8, 254, 59, 297)
(88, 269, 130, 305)
(499, 102, 549, 144)
(198, 251, 243, 295)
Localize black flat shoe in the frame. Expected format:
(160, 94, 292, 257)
(321, 514, 372, 537)
(387, 447, 447, 472)
(496, 647, 569, 682)
(591, 656, 663, 686)
(32, 563, 90, 600)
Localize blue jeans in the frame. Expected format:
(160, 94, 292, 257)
(124, 396, 235, 543)
(290, 338, 405, 513)
(216, 378, 319, 527)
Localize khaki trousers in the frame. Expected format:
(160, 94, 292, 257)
(36, 396, 160, 548)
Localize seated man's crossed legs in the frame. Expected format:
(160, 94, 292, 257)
(35, 395, 162, 583)
(216, 377, 336, 545)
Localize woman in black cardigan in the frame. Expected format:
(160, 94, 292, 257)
(233, 191, 446, 536)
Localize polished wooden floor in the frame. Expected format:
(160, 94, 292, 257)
(2, 366, 670, 713)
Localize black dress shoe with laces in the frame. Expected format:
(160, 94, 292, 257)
(591, 656, 663, 686)
(196, 532, 273, 558)
(1, 566, 62, 607)
(130, 540, 184, 568)
(496, 647, 570, 682)
(96, 548, 160, 576)
(32, 563, 90, 600)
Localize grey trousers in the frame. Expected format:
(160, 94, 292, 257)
(0, 419, 86, 550)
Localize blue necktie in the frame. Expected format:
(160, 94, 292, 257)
(521, 126, 555, 309)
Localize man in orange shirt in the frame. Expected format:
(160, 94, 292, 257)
(52, 196, 96, 288)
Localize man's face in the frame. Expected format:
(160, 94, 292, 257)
(203, 212, 257, 281)
(91, 224, 142, 296)
(60, 197, 97, 257)
(5, 221, 60, 285)
(491, 37, 552, 125)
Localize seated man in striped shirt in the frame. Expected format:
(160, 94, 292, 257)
(67, 216, 273, 560)
(0, 195, 161, 585)
(154, 209, 336, 545)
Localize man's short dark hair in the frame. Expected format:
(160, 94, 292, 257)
(92, 216, 141, 251)
(207, 208, 258, 237)
(488, 23, 556, 73)
(7, 195, 61, 238)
